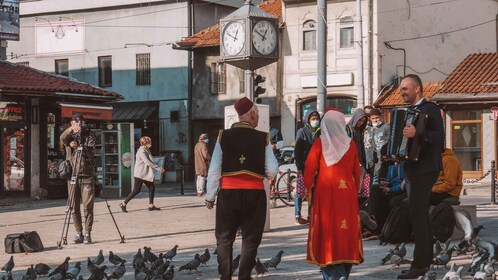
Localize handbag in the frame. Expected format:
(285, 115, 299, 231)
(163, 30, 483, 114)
(5, 231, 44, 254)
(360, 172, 371, 198)
(58, 159, 72, 179)
(296, 173, 306, 199)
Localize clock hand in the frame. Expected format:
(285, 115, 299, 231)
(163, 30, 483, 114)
(234, 28, 239, 41)
(227, 33, 237, 41)
(255, 30, 265, 39)
(262, 27, 269, 40)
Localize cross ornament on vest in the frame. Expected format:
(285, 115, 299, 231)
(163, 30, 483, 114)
(239, 155, 246, 164)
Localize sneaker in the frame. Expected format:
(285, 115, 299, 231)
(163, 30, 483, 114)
(119, 203, 127, 213)
(148, 206, 160, 211)
(360, 210, 377, 231)
(84, 234, 92, 244)
(72, 233, 84, 244)
(295, 217, 309, 225)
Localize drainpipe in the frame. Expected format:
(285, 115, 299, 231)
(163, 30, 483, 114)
(317, 0, 327, 115)
(355, 0, 365, 109)
(187, 0, 194, 183)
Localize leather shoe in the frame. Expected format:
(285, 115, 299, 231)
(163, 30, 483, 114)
(148, 206, 160, 211)
(397, 267, 428, 279)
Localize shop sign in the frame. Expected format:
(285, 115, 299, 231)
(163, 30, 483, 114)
(0, 102, 24, 121)
(60, 104, 113, 120)
(492, 107, 498, 120)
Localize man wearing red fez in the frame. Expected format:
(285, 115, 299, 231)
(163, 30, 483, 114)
(205, 97, 279, 280)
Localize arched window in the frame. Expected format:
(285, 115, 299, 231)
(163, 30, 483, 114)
(339, 16, 354, 48)
(302, 20, 316, 51)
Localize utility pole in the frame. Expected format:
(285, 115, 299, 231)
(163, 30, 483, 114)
(0, 40, 7, 60)
(317, 0, 327, 115)
(355, 0, 365, 109)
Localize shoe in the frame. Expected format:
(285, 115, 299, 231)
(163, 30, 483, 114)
(360, 210, 377, 230)
(83, 234, 92, 244)
(72, 233, 84, 244)
(148, 206, 160, 211)
(295, 217, 309, 225)
(119, 203, 127, 213)
(397, 267, 428, 279)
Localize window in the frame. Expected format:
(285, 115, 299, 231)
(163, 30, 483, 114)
(136, 53, 151, 85)
(303, 20, 316, 51)
(98, 56, 112, 87)
(16, 62, 29, 67)
(340, 17, 354, 48)
(451, 110, 482, 172)
(55, 59, 69, 77)
(238, 68, 245, 95)
(210, 62, 226, 95)
(170, 110, 179, 123)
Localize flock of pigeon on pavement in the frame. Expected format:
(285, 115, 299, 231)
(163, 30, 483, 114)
(379, 209, 498, 280)
(0, 244, 285, 280)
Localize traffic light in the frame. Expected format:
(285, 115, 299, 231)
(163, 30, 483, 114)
(253, 74, 266, 104)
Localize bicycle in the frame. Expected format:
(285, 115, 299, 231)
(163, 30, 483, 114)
(270, 168, 298, 207)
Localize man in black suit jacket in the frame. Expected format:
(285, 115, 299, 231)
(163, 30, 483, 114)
(397, 74, 445, 279)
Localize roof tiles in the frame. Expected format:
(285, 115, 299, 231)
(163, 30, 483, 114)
(176, 0, 282, 49)
(0, 60, 122, 99)
(374, 81, 443, 107)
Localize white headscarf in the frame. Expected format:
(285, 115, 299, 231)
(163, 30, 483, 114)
(320, 110, 352, 166)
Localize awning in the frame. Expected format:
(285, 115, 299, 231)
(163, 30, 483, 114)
(112, 101, 159, 121)
(59, 102, 113, 120)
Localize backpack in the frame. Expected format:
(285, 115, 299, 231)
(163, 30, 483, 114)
(58, 159, 72, 180)
(380, 204, 413, 244)
(429, 202, 456, 242)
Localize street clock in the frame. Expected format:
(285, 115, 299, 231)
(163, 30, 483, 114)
(220, 0, 279, 71)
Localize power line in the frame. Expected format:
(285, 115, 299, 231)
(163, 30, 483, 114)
(385, 18, 495, 43)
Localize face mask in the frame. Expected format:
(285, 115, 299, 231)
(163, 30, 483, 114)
(146, 144, 152, 149)
(204, 139, 209, 144)
(310, 120, 319, 128)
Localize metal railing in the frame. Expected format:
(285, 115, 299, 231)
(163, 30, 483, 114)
(462, 160, 497, 204)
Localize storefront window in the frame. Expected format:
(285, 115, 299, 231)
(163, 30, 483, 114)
(451, 111, 482, 171)
(0, 102, 25, 122)
(3, 127, 26, 191)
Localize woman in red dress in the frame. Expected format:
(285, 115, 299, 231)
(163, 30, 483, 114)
(304, 110, 364, 280)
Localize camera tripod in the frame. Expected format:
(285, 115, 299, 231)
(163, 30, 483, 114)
(57, 146, 125, 249)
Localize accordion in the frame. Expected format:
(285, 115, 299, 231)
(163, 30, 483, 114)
(386, 107, 428, 162)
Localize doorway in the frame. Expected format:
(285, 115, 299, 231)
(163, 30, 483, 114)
(1, 124, 29, 196)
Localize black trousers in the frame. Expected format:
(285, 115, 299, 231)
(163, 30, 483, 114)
(429, 192, 453, 206)
(124, 177, 155, 205)
(215, 189, 267, 280)
(406, 172, 439, 269)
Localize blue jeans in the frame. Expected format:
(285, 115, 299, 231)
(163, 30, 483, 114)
(320, 263, 353, 280)
(294, 196, 304, 218)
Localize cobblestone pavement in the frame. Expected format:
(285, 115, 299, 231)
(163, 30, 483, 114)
(0, 182, 497, 279)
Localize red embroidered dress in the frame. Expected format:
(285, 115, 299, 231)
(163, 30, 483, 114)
(304, 138, 364, 266)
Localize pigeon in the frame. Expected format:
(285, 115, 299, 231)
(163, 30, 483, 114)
(443, 266, 464, 280)
(394, 243, 407, 260)
(163, 245, 179, 261)
(66, 262, 81, 280)
(134, 266, 150, 280)
(254, 258, 268, 276)
(433, 247, 455, 268)
(48, 257, 70, 277)
(1, 256, 14, 274)
(109, 260, 126, 279)
(133, 248, 145, 270)
(199, 249, 211, 265)
(34, 263, 51, 276)
(162, 264, 175, 280)
(144, 246, 158, 263)
(49, 272, 65, 280)
(434, 240, 443, 258)
(469, 250, 488, 275)
(484, 260, 495, 277)
(422, 265, 437, 280)
(232, 254, 241, 274)
(21, 265, 37, 280)
(88, 265, 108, 280)
(454, 209, 473, 241)
(475, 238, 496, 261)
(149, 254, 165, 275)
(179, 254, 201, 273)
(93, 250, 105, 266)
(473, 263, 487, 280)
(381, 249, 394, 265)
(109, 251, 126, 266)
(443, 263, 457, 280)
(87, 257, 99, 274)
(263, 250, 284, 269)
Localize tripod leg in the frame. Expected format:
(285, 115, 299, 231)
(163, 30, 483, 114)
(104, 198, 125, 243)
(57, 183, 75, 249)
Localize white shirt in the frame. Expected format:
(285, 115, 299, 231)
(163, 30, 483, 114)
(205, 139, 279, 202)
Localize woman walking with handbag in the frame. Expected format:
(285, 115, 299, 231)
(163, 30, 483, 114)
(119, 136, 165, 212)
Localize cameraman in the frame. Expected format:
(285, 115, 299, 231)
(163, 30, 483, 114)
(60, 113, 96, 244)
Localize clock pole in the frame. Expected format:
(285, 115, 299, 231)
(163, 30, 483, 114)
(245, 70, 254, 100)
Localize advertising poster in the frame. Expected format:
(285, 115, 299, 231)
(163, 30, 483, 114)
(0, 0, 20, 41)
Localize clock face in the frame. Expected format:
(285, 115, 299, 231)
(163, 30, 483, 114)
(252, 20, 277, 55)
(222, 21, 245, 56)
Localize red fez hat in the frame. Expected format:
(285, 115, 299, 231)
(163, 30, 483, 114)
(234, 97, 254, 116)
